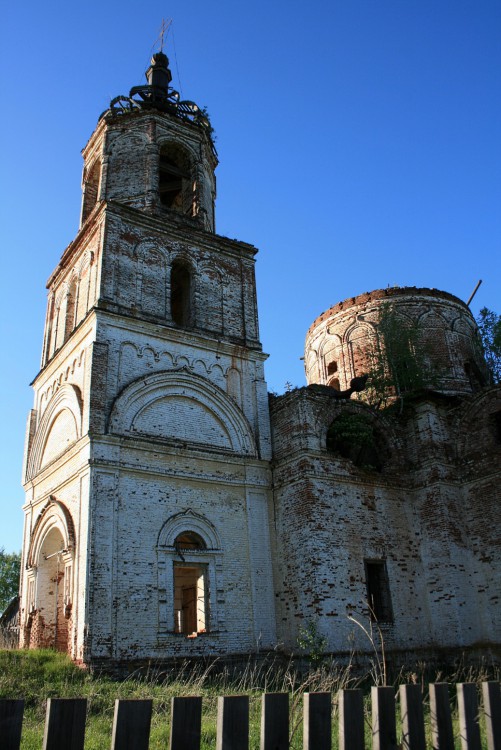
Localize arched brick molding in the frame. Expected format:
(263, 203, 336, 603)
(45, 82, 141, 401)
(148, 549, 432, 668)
(108, 370, 257, 456)
(27, 384, 83, 478)
(157, 509, 221, 550)
(27, 497, 76, 569)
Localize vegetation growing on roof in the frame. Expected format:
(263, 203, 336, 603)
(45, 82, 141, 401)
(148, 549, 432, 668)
(476, 307, 501, 384)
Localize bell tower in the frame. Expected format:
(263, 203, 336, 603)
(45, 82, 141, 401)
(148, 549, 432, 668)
(78, 52, 217, 234)
(20, 52, 276, 667)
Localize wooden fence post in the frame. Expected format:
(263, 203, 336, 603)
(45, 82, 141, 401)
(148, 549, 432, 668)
(303, 692, 331, 750)
(430, 683, 454, 750)
(399, 684, 425, 750)
(371, 686, 398, 750)
(42, 698, 87, 750)
(482, 682, 501, 750)
(260, 692, 288, 750)
(216, 695, 249, 750)
(170, 696, 202, 750)
(0, 699, 24, 750)
(338, 689, 364, 750)
(457, 683, 481, 750)
(111, 699, 152, 750)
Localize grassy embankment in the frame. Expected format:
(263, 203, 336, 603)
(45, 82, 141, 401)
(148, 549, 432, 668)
(0, 649, 498, 749)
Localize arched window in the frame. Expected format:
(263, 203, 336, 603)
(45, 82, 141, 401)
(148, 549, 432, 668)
(326, 411, 385, 471)
(157, 511, 222, 637)
(81, 160, 101, 224)
(159, 144, 195, 216)
(64, 278, 78, 342)
(171, 261, 192, 326)
(173, 531, 208, 635)
(43, 294, 56, 365)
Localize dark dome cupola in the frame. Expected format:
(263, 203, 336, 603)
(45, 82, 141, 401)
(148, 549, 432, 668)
(145, 51, 172, 95)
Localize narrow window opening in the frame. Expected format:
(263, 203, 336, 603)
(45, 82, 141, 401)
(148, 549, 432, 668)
(27, 578, 36, 613)
(171, 262, 192, 326)
(64, 279, 78, 342)
(63, 563, 72, 618)
(464, 359, 487, 391)
(327, 360, 340, 389)
(365, 560, 393, 622)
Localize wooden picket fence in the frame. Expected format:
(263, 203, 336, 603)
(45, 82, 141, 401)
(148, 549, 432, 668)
(1, 682, 500, 750)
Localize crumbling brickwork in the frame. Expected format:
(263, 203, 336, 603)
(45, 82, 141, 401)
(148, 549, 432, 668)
(19, 51, 501, 669)
(269, 379, 501, 658)
(305, 287, 489, 397)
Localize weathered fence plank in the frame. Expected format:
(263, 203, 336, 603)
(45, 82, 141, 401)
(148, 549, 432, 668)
(260, 692, 288, 750)
(0, 699, 24, 750)
(399, 684, 425, 750)
(3, 680, 500, 750)
(430, 683, 454, 750)
(42, 698, 87, 750)
(111, 699, 152, 750)
(216, 695, 249, 750)
(338, 689, 364, 750)
(303, 692, 331, 750)
(457, 683, 481, 750)
(372, 686, 398, 750)
(170, 696, 202, 750)
(482, 681, 501, 750)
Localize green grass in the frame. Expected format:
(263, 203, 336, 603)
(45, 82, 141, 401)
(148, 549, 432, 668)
(0, 649, 498, 749)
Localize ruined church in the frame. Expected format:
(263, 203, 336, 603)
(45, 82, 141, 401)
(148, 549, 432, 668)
(19, 52, 501, 669)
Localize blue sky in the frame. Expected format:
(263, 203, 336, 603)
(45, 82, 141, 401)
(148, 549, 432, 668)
(1, 0, 500, 553)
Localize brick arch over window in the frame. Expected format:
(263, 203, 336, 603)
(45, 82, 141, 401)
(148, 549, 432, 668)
(27, 384, 83, 478)
(27, 497, 76, 569)
(157, 509, 221, 550)
(108, 371, 257, 456)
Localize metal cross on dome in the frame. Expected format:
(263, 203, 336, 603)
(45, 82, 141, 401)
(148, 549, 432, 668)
(154, 18, 172, 53)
